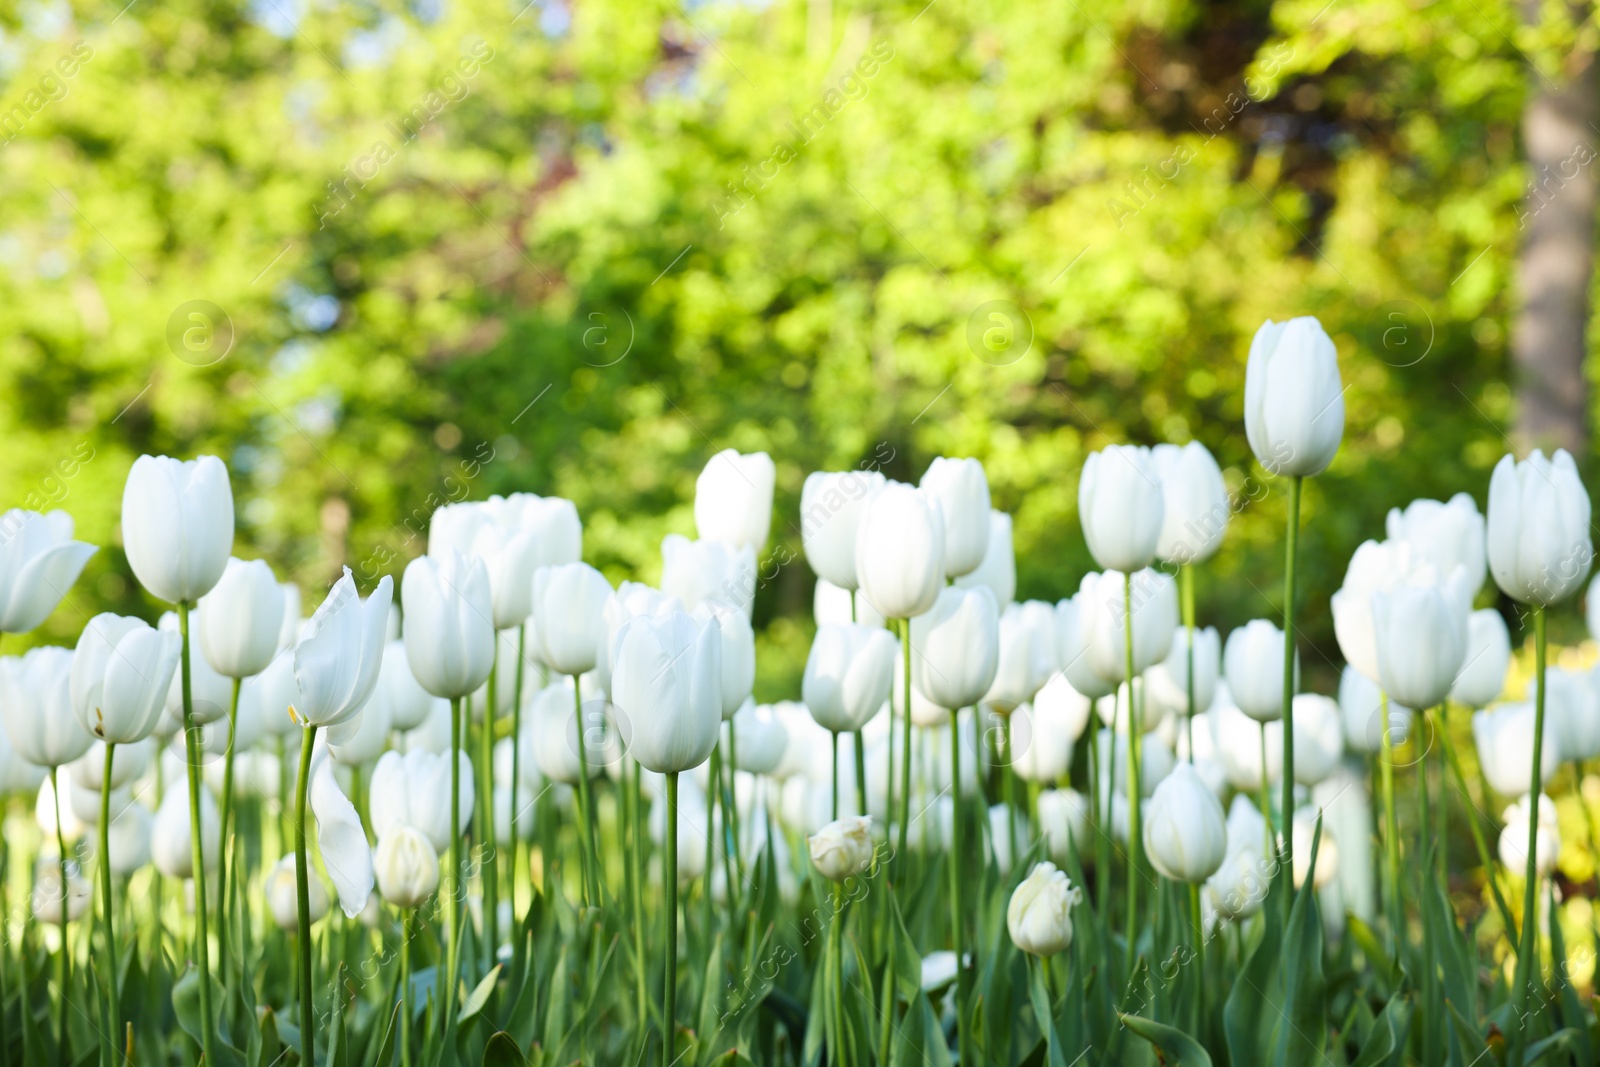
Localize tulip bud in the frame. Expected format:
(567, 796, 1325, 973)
(854, 483, 945, 621)
(32, 858, 90, 924)
(1473, 702, 1561, 797)
(697, 600, 755, 719)
(1, 647, 91, 769)
(152, 782, 221, 879)
(1036, 788, 1090, 865)
(1386, 493, 1487, 597)
(1223, 619, 1297, 723)
(1031, 673, 1093, 745)
(1537, 667, 1600, 764)
(984, 600, 1058, 713)
(661, 535, 755, 617)
(1330, 539, 1414, 685)
(196, 558, 285, 679)
(122, 455, 234, 604)
(695, 449, 776, 553)
(1054, 594, 1115, 701)
(612, 612, 722, 774)
(806, 815, 874, 881)
(729, 700, 788, 775)
(264, 854, 327, 931)
(531, 562, 613, 677)
(1243, 317, 1344, 478)
(1147, 625, 1220, 720)
(1143, 762, 1227, 883)
(1451, 609, 1510, 709)
(803, 623, 897, 734)
(801, 470, 886, 591)
(1006, 861, 1083, 956)
(910, 586, 999, 712)
(1335, 666, 1411, 754)
(1289, 810, 1338, 891)
(954, 510, 1016, 609)
(106, 804, 152, 876)
(1210, 689, 1282, 790)
(1009, 698, 1075, 784)
(918, 457, 991, 578)
(1073, 570, 1178, 686)
(402, 552, 494, 701)
(378, 639, 435, 732)
(1204, 844, 1268, 922)
(0, 510, 96, 633)
(1079, 445, 1164, 574)
(1288, 693, 1344, 786)
(369, 748, 473, 853)
(1152, 442, 1230, 565)
(1487, 449, 1593, 605)
(431, 502, 543, 630)
(1499, 793, 1560, 879)
(71, 614, 181, 745)
(1372, 570, 1472, 711)
(375, 824, 441, 908)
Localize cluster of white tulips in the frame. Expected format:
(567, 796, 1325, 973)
(3, 314, 1597, 1066)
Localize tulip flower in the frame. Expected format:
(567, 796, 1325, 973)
(1473, 703, 1560, 797)
(1288, 809, 1338, 891)
(196, 558, 284, 680)
(1537, 667, 1600, 764)
(1223, 620, 1297, 724)
(308, 753, 373, 916)
(910, 587, 999, 710)
(803, 623, 896, 809)
(531, 562, 612, 676)
(402, 553, 495, 701)
(1372, 570, 1473, 711)
(1147, 624, 1220, 722)
(1036, 788, 1090, 864)
(1498, 793, 1560, 880)
(1079, 445, 1164, 574)
(919, 457, 991, 578)
(106, 804, 152, 877)
(122, 455, 234, 605)
(854, 481, 945, 621)
(729, 700, 787, 775)
(695, 448, 776, 553)
(375, 823, 440, 908)
(800, 469, 886, 591)
(377, 639, 435, 733)
(1386, 493, 1487, 596)
(1451, 609, 1511, 709)
(807, 814, 875, 881)
(266, 854, 327, 931)
(1, 647, 91, 770)
(954, 510, 1016, 609)
(1487, 449, 1592, 607)
(1205, 844, 1268, 923)
(32, 859, 91, 925)
(1330, 539, 1415, 685)
(1010, 699, 1076, 784)
(1336, 666, 1412, 755)
(661, 534, 756, 616)
(1053, 592, 1115, 701)
(277, 583, 302, 650)
(430, 502, 543, 630)
(0, 509, 96, 634)
(1075, 569, 1177, 685)
(160, 611, 233, 726)
(1243, 317, 1345, 478)
(151, 783, 221, 879)
(1288, 694, 1344, 786)
(1032, 673, 1094, 745)
(1153, 442, 1230, 566)
(697, 600, 754, 720)
(984, 600, 1058, 713)
(1143, 763, 1226, 883)
(1006, 861, 1084, 956)
(327, 684, 391, 765)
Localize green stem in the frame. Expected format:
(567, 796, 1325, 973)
(1510, 605, 1549, 1066)
(704, 744, 719, 939)
(726, 719, 742, 879)
(1259, 724, 1273, 856)
(1090, 705, 1109, 925)
(1378, 691, 1402, 943)
(50, 767, 68, 1067)
(829, 881, 846, 1067)
(1434, 707, 1448, 888)
(1123, 572, 1142, 972)
(853, 729, 867, 818)
(1181, 563, 1196, 759)
(1189, 880, 1205, 1032)
(98, 743, 119, 1038)
(572, 677, 599, 907)
(1280, 474, 1302, 879)
(294, 723, 319, 1067)
(446, 697, 463, 1015)
(217, 676, 240, 983)
(482, 645, 499, 961)
(897, 618, 913, 867)
(950, 709, 970, 1067)
(176, 601, 218, 1067)
(831, 732, 840, 821)
(662, 772, 679, 1067)
(630, 760, 648, 1035)
(399, 907, 413, 1067)
(510, 625, 526, 926)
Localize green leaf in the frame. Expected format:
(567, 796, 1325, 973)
(366, 999, 400, 1067)
(1348, 993, 1412, 1067)
(328, 962, 350, 1067)
(1119, 1012, 1214, 1067)
(459, 965, 502, 1029)
(481, 1030, 525, 1067)
(695, 933, 725, 1064)
(539, 948, 570, 1053)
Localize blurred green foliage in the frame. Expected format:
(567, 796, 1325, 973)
(0, 0, 1584, 694)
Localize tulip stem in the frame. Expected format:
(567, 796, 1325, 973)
(176, 601, 218, 1067)
(897, 618, 913, 870)
(1378, 691, 1402, 943)
(1189, 880, 1205, 1031)
(1123, 572, 1142, 973)
(571, 677, 600, 907)
(1258, 725, 1273, 857)
(50, 767, 69, 1067)
(482, 646, 499, 965)
(1433, 707, 1448, 887)
(1180, 563, 1196, 759)
(217, 676, 240, 985)
(629, 759, 649, 1035)
(1279, 474, 1302, 883)
(828, 881, 846, 1067)
(950, 709, 971, 1067)
(853, 729, 867, 818)
(98, 743, 119, 1034)
(1003, 716, 1018, 861)
(447, 696, 464, 1017)
(510, 624, 526, 927)
(1509, 605, 1549, 1067)
(399, 906, 413, 1067)
(662, 771, 679, 1067)
(293, 722, 319, 1067)
(831, 732, 840, 821)
(726, 720, 742, 879)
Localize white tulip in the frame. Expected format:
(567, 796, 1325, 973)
(369, 747, 472, 853)
(1032, 673, 1094, 745)
(377, 640, 434, 733)
(1006, 861, 1083, 956)
(1147, 624, 1220, 720)
(800, 469, 886, 591)
(695, 448, 775, 553)
(1205, 844, 1268, 922)
(1054, 591, 1115, 701)
(1143, 762, 1227, 882)
(402, 552, 494, 701)
(32, 858, 90, 924)
(265, 854, 326, 930)
(910, 586, 999, 712)
(1289, 809, 1338, 891)
(246, 649, 303, 738)
(106, 803, 152, 876)
(1336, 666, 1412, 754)
(854, 482, 945, 620)
(1152, 442, 1230, 565)
(327, 681, 391, 766)
(375, 824, 440, 908)
(697, 600, 755, 719)
(661, 535, 755, 617)
(295, 570, 393, 730)
(1330, 539, 1415, 684)
(1372, 569, 1472, 711)
(954, 510, 1016, 609)
(919, 457, 991, 578)
(0, 510, 95, 633)
(525, 677, 614, 784)
(729, 700, 787, 775)
(1243, 316, 1344, 477)
(1010, 699, 1075, 783)
(984, 600, 1058, 712)
(1, 647, 90, 769)
(803, 623, 898, 734)
(1095, 728, 1173, 802)
(1210, 687, 1283, 791)
(807, 815, 874, 881)
(1487, 449, 1592, 605)
(612, 611, 722, 774)
(309, 753, 373, 916)
(531, 562, 612, 676)
(71, 613, 180, 744)
(429, 503, 543, 630)
(1223, 620, 1297, 723)
(196, 558, 284, 679)
(156, 609, 233, 727)
(1386, 493, 1487, 597)
(1473, 703, 1561, 797)
(1036, 788, 1090, 864)
(1451, 609, 1510, 709)
(1289, 693, 1344, 786)
(1499, 793, 1560, 879)
(1538, 667, 1600, 764)
(71, 736, 154, 791)
(121, 455, 234, 604)
(151, 782, 220, 879)
(501, 493, 583, 568)
(277, 583, 302, 651)
(1079, 445, 1164, 573)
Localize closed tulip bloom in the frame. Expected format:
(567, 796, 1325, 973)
(151, 783, 220, 879)
(32, 859, 90, 924)
(1243, 316, 1344, 477)
(813, 578, 886, 628)
(1079, 445, 1164, 573)
(1487, 449, 1593, 605)
(277, 584, 302, 651)
(265, 854, 326, 930)
(369, 748, 473, 852)
(1337, 666, 1412, 754)
(1474, 703, 1561, 796)
(803, 624, 898, 734)
(1078, 569, 1178, 684)
(106, 804, 152, 876)
(1289, 694, 1344, 786)
(505, 493, 584, 568)
(807, 815, 874, 881)
(1152, 442, 1230, 565)
(612, 611, 722, 774)
(1006, 861, 1084, 956)
(1054, 593, 1115, 701)
(0, 510, 96, 633)
(437, 505, 542, 630)
(1211, 691, 1283, 790)
(594, 582, 683, 694)
(730, 700, 788, 774)
(1010, 699, 1075, 783)
(121, 455, 234, 603)
(1330, 539, 1415, 684)
(1036, 788, 1090, 864)
(1, 647, 90, 769)
(919, 457, 991, 578)
(531, 562, 612, 676)
(855, 482, 945, 620)
(1386, 493, 1487, 596)
(378, 640, 434, 732)
(1032, 673, 1094, 743)
(910, 586, 999, 711)
(1452, 609, 1511, 709)
(1147, 625, 1220, 719)
(1372, 570, 1472, 710)
(698, 600, 755, 719)
(402, 552, 493, 701)
(984, 600, 1058, 712)
(800, 470, 886, 590)
(309, 754, 373, 916)
(1144, 763, 1227, 883)
(1499, 793, 1560, 879)
(374, 824, 440, 908)
(525, 678, 610, 783)
(954, 510, 1016, 609)
(1537, 667, 1600, 763)
(71, 737, 154, 792)
(1224, 620, 1298, 723)
(695, 448, 776, 553)
(196, 558, 284, 679)
(661, 535, 755, 617)
(296, 569, 394, 727)
(71, 613, 180, 744)
(1206, 844, 1268, 922)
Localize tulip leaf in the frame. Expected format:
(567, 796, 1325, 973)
(695, 933, 724, 1063)
(1026, 958, 1069, 1067)
(458, 964, 502, 1028)
(249, 1006, 282, 1067)
(327, 962, 350, 1067)
(1119, 1011, 1213, 1067)
(1348, 992, 1412, 1067)
(539, 947, 570, 1053)
(481, 1030, 524, 1067)
(1524, 1027, 1586, 1065)
(1545, 885, 1594, 1067)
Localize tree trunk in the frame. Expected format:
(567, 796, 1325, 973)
(1513, 43, 1596, 457)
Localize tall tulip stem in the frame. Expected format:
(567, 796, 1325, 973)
(510, 625, 526, 924)
(1510, 605, 1549, 1065)
(446, 697, 463, 1014)
(897, 617, 913, 867)
(949, 709, 971, 1067)
(571, 677, 600, 907)
(399, 907, 413, 1067)
(98, 743, 119, 1032)
(1280, 474, 1302, 878)
(853, 729, 867, 818)
(293, 722, 319, 1067)
(50, 767, 69, 1067)
(481, 644, 499, 960)
(1378, 691, 1402, 940)
(629, 759, 648, 1035)
(662, 771, 680, 1067)
(1180, 563, 1196, 758)
(1189, 880, 1205, 1029)
(217, 676, 241, 981)
(176, 601, 218, 1067)
(1123, 571, 1143, 971)
(831, 732, 840, 821)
